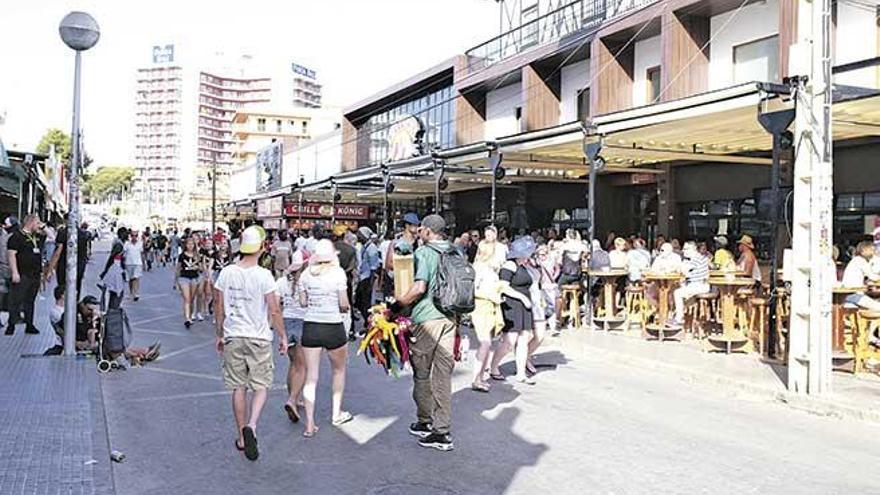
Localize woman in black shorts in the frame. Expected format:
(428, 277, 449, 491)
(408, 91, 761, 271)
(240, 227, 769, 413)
(297, 239, 354, 437)
(489, 236, 537, 385)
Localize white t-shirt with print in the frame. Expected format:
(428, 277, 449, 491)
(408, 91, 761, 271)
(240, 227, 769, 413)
(298, 266, 347, 324)
(123, 240, 144, 266)
(215, 264, 277, 341)
(276, 276, 306, 320)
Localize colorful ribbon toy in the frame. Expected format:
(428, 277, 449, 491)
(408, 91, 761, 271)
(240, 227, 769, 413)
(357, 303, 413, 377)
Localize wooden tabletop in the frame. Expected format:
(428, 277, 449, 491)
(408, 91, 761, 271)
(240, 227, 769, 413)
(833, 286, 865, 295)
(708, 277, 755, 287)
(710, 269, 746, 277)
(587, 269, 629, 278)
(643, 272, 683, 281)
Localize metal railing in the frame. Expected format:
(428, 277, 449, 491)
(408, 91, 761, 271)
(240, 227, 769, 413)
(465, 0, 657, 73)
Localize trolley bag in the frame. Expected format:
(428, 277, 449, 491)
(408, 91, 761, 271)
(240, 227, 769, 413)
(102, 307, 132, 357)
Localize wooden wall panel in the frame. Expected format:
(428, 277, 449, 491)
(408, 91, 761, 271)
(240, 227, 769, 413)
(341, 118, 358, 172)
(661, 12, 709, 102)
(455, 93, 486, 146)
(779, 0, 798, 79)
(522, 64, 561, 131)
(590, 38, 634, 116)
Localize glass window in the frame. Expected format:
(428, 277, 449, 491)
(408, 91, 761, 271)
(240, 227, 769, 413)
(257, 118, 266, 132)
(276, 120, 282, 132)
(647, 66, 661, 103)
(733, 35, 779, 84)
(577, 88, 591, 122)
(836, 193, 862, 212)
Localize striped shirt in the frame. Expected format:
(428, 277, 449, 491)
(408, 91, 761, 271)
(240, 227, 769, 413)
(683, 255, 710, 285)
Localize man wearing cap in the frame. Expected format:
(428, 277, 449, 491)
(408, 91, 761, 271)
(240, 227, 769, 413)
(383, 213, 420, 295)
(5, 214, 43, 335)
(213, 225, 287, 461)
(355, 226, 381, 323)
(713, 235, 735, 270)
(391, 214, 456, 452)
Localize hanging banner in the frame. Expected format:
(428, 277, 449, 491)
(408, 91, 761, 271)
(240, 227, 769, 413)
(283, 202, 369, 219)
(256, 196, 283, 219)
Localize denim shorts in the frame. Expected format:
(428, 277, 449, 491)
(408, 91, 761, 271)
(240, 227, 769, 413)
(284, 318, 304, 346)
(178, 277, 199, 287)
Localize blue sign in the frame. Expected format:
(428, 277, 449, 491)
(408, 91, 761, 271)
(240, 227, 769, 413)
(152, 44, 174, 64)
(291, 63, 316, 79)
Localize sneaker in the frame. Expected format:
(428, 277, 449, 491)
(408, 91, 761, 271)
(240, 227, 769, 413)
(25, 325, 40, 335)
(408, 422, 433, 438)
(184, 320, 192, 329)
(418, 432, 454, 452)
(196, 313, 204, 322)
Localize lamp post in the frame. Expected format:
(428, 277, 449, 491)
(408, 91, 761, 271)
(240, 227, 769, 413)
(59, 11, 99, 357)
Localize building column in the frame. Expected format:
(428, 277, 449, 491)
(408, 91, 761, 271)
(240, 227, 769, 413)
(660, 11, 709, 102)
(521, 63, 561, 132)
(656, 163, 677, 238)
(779, 0, 799, 79)
(590, 37, 634, 116)
(341, 117, 358, 172)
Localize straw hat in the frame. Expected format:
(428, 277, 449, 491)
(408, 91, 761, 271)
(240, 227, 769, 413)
(737, 234, 755, 250)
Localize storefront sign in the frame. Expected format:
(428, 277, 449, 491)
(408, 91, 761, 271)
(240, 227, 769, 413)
(256, 197, 283, 219)
(386, 115, 425, 161)
(283, 202, 369, 220)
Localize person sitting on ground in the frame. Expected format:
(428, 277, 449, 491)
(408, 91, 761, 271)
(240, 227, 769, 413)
(668, 241, 710, 328)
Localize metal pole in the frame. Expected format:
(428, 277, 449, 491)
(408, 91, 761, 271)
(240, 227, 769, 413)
(63, 50, 82, 357)
(382, 166, 390, 237)
(433, 161, 441, 214)
(331, 181, 337, 225)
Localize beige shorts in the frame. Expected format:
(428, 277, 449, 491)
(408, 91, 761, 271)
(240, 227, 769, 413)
(222, 337, 274, 390)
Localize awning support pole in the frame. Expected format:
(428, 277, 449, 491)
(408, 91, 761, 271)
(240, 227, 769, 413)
(433, 159, 443, 214)
(584, 138, 604, 331)
(297, 190, 303, 231)
(331, 180, 338, 225)
(488, 151, 503, 227)
(757, 106, 795, 357)
(382, 165, 391, 237)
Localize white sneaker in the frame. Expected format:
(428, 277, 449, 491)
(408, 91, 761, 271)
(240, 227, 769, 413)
(196, 313, 204, 321)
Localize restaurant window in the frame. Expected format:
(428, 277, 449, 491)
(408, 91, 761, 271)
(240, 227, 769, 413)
(647, 66, 661, 103)
(576, 88, 591, 122)
(733, 35, 779, 84)
(257, 118, 266, 132)
(276, 119, 282, 133)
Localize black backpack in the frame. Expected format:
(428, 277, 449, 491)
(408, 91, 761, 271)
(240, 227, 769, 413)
(428, 244, 476, 315)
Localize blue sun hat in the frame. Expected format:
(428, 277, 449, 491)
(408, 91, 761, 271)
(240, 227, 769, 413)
(507, 235, 537, 260)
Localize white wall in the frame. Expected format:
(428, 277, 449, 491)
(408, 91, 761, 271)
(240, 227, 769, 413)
(708, 0, 780, 90)
(281, 130, 343, 186)
(835, 0, 878, 89)
(560, 60, 591, 122)
(484, 83, 523, 140)
(633, 35, 662, 106)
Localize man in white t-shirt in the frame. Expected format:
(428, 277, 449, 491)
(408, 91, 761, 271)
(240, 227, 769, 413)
(214, 225, 286, 462)
(123, 231, 145, 302)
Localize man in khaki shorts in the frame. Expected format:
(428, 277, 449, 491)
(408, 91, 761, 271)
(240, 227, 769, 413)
(214, 225, 286, 461)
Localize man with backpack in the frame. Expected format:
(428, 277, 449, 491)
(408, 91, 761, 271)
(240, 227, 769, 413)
(391, 214, 474, 452)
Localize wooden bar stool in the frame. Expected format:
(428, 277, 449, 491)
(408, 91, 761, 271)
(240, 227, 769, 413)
(735, 287, 755, 338)
(854, 309, 880, 374)
(774, 287, 791, 360)
(560, 284, 582, 330)
(748, 297, 768, 356)
(624, 283, 648, 333)
(694, 292, 719, 339)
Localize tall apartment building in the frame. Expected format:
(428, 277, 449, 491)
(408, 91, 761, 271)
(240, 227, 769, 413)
(290, 63, 322, 109)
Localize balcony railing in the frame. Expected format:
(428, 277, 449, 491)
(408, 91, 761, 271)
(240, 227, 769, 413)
(465, 0, 657, 73)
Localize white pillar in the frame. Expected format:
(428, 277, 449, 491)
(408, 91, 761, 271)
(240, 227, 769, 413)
(787, 0, 834, 394)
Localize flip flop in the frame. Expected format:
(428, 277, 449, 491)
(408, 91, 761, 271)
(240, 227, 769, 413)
(283, 403, 300, 424)
(241, 426, 259, 461)
(234, 439, 244, 452)
(489, 372, 506, 381)
(471, 382, 490, 393)
(303, 426, 320, 438)
(332, 411, 354, 427)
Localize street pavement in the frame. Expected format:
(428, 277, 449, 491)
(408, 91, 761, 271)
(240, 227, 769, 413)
(100, 255, 880, 495)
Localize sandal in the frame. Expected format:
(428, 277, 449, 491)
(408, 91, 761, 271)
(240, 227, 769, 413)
(516, 376, 537, 385)
(283, 403, 300, 423)
(489, 372, 506, 381)
(234, 439, 244, 451)
(303, 426, 320, 438)
(331, 411, 354, 427)
(241, 426, 259, 461)
(471, 382, 490, 393)
(525, 361, 537, 376)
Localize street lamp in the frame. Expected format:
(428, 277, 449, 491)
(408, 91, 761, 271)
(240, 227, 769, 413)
(59, 11, 99, 357)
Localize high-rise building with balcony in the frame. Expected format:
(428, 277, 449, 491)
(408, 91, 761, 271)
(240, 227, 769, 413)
(290, 63, 322, 109)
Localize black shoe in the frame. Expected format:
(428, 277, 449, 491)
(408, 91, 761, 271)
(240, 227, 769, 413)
(4, 327, 13, 336)
(418, 432, 454, 451)
(25, 325, 39, 335)
(134, 296, 140, 302)
(184, 320, 191, 329)
(408, 422, 433, 438)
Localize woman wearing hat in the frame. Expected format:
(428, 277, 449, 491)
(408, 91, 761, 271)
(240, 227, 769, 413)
(278, 250, 307, 424)
(297, 239, 354, 436)
(489, 236, 537, 385)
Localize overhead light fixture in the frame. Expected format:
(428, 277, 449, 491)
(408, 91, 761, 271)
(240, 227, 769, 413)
(494, 166, 506, 181)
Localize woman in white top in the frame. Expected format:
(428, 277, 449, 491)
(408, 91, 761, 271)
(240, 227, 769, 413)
(123, 231, 145, 301)
(297, 239, 353, 437)
(470, 241, 503, 392)
(279, 250, 307, 424)
(608, 237, 629, 269)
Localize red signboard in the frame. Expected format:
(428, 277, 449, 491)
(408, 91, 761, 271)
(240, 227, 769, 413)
(283, 202, 369, 220)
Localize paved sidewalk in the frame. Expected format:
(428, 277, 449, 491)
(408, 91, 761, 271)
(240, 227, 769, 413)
(0, 247, 114, 494)
(572, 326, 880, 423)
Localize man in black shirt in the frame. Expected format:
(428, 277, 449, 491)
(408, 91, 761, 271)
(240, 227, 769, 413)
(6, 214, 43, 335)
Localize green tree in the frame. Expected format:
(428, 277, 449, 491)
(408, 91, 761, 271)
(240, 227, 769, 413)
(83, 166, 134, 203)
(35, 128, 93, 171)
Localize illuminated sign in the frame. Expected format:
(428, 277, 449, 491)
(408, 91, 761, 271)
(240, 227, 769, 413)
(283, 202, 369, 220)
(291, 63, 316, 79)
(152, 44, 174, 64)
